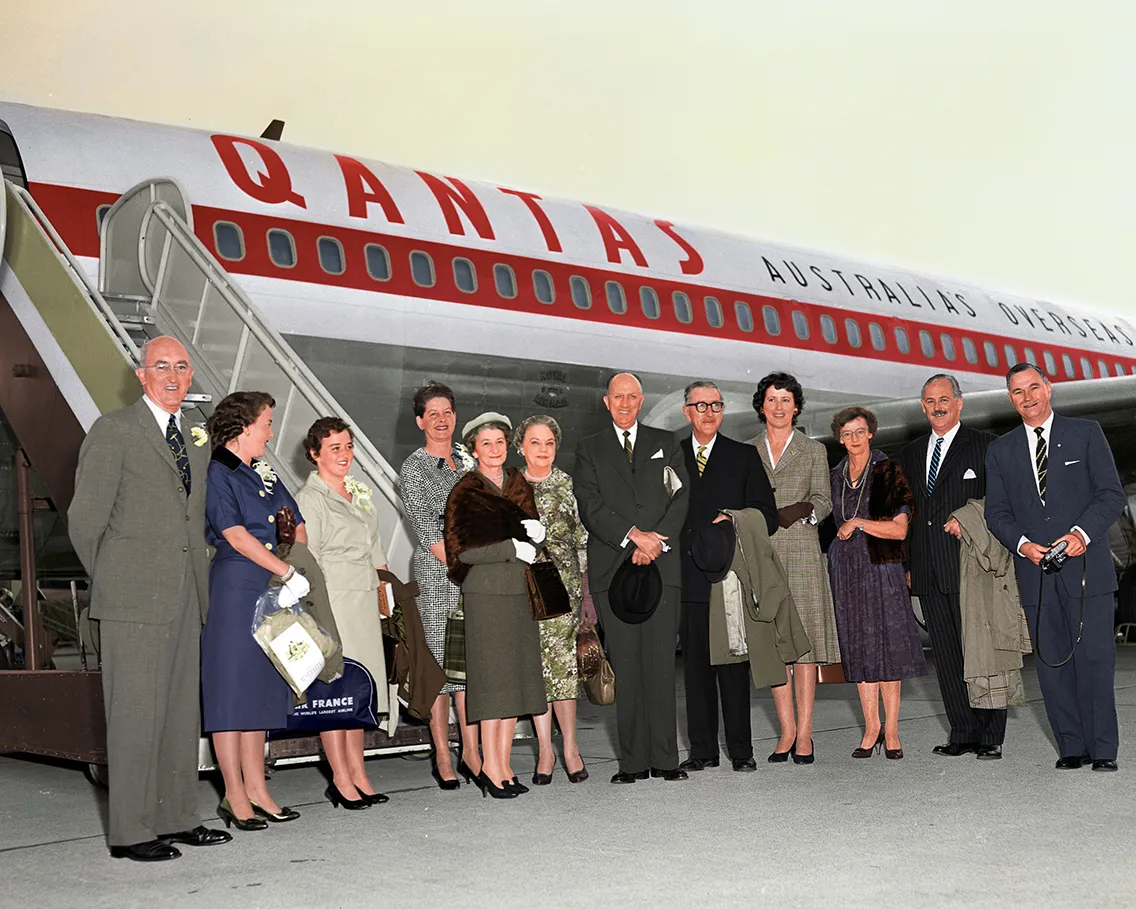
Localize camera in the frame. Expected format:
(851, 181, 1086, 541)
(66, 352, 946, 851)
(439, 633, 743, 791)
(1039, 539, 1069, 572)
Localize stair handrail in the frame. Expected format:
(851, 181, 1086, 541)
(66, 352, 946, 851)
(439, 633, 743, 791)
(144, 201, 404, 508)
(0, 177, 7, 260)
(7, 182, 141, 368)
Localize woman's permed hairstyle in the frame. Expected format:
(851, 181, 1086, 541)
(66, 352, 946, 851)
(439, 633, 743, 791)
(463, 420, 512, 454)
(512, 414, 563, 453)
(412, 382, 456, 418)
(753, 372, 805, 425)
(207, 391, 275, 447)
(830, 405, 879, 441)
(304, 416, 353, 464)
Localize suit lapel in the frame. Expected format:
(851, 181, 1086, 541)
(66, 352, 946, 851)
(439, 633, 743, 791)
(134, 398, 181, 478)
(605, 426, 635, 487)
(934, 429, 971, 487)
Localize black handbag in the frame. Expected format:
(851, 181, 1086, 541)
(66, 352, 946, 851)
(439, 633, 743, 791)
(525, 558, 571, 621)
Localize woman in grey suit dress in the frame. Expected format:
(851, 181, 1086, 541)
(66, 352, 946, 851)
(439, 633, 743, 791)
(752, 373, 840, 764)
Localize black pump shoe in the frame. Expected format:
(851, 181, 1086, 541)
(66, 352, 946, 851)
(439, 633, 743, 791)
(768, 740, 795, 764)
(792, 740, 815, 765)
(507, 776, 529, 795)
(249, 800, 300, 823)
(217, 799, 269, 831)
(532, 771, 553, 785)
(852, 730, 885, 759)
(432, 764, 461, 791)
(361, 791, 389, 806)
(476, 771, 517, 799)
(566, 762, 589, 784)
(457, 761, 480, 785)
(324, 783, 370, 810)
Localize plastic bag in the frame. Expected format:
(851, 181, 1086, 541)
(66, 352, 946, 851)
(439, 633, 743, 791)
(252, 585, 341, 697)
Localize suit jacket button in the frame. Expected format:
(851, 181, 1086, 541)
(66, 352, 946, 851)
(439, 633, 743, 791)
(182, 546, 188, 553)
(268, 515, 275, 523)
(927, 520, 932, 526)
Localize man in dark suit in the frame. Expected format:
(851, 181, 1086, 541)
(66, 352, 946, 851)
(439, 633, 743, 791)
(69, 337, 230, 860)
(677, 381, 777, 773)
(574, 373, 690, 783)
(985, 363, 1126, 771)
(900, 374, 1004, 759)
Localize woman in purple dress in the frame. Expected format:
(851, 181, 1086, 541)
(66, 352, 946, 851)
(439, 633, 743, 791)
(827, 406, 926, 760)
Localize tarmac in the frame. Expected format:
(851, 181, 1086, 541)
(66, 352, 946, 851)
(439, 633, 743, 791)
(3, 649, 1135, 909)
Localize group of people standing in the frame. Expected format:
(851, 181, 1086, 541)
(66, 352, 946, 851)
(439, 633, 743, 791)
(69, 335, 1126, 862)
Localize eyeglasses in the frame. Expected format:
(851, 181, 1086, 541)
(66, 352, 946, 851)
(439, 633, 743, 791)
(143, 362, 191, 375)
(684, 401, 724, 413)
(839, 428, 869, 441)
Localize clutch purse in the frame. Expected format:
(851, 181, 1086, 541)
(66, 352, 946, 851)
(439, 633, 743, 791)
(525, 558, 571, 621)
(576, 622, 603, 681)
(583, 653, 615, 706)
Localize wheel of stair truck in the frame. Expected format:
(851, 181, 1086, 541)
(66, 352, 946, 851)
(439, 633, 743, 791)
(84, 763, 109, 790)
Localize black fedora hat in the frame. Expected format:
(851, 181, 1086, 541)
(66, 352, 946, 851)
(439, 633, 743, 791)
(691, 520, 736, 584)
(609, 557, 663, 625)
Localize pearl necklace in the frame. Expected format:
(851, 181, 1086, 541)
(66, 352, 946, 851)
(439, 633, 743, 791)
(524, 468, 552, 482)
(481, 469, 504, 485)
(839, 458, 869, 524)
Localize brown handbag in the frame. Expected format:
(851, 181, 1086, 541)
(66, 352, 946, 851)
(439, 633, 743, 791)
(525, 558, 571, 621)
(576, 622, 604, 680)
(583, 654, 615, 706)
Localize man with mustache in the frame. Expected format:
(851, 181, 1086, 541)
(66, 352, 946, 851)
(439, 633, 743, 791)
(985, 363, 1125, 771)
(900, 375, 1003, 758)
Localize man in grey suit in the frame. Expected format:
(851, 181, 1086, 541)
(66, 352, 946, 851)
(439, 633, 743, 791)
(69, 336, 230, 860)
(574, 373, 690, 783)
(985, 362, 1126, 772)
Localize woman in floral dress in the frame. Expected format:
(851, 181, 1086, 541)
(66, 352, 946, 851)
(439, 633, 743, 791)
(514, 415, 592, 785)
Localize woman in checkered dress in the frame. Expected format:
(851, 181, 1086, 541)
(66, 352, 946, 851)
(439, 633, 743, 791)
(752, 372, 840, 764)
(397, 383, 479, 788)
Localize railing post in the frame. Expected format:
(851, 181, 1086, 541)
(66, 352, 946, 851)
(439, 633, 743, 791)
(16, 449, 47, 671)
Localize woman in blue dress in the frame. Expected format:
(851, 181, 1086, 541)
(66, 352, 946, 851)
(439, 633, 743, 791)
(202, 391, 310, 830)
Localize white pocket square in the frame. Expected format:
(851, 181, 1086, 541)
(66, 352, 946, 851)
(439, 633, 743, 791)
(962, 468, 977, 480)
(1064, 459, 1080, 466)
(651, 449, 664, 459)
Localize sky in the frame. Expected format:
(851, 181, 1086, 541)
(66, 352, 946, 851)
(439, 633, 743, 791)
(4, 0, 1134, 319)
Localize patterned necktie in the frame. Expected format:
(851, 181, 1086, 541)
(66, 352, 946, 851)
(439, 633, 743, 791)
(696, 445, 708, 476)
(623, 430, 633, 463)
(926, 436, 944, 496)
(1034, 426, 1047, 502)
(166, 413, 191, 494)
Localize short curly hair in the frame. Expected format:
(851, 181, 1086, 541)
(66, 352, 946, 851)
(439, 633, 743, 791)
(208, 391, 275, 447)
(830, 405, 878, 441)
(463, 420, 512, 454)
(753, 372, 805, 425)
(304, 416, 353, 464)
(412, 382, 456, 418)
(513, 414, 563, 453)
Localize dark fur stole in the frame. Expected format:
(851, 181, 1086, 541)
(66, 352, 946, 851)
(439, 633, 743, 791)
(866, 458, 913, 565)
(444, 467, 537, 585)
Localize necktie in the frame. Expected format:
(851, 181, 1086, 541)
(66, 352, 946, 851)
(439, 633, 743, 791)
(1034, 426, 1047, 502)
(166, 413, 191, 494)
(696, 445, 708, 476)
(623, 430, 633, 463)
(926, 436, 944, 496)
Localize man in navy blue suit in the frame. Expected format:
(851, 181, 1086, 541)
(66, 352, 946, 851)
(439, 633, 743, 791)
(984, 363, 1126, 771)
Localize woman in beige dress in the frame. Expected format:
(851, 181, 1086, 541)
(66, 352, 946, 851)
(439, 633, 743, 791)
(296, 417, 390, 809)
(752, 372, 840, 765)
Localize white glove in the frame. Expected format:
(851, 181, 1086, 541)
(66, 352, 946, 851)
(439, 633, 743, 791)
(283, 572, 311, 600)
(521, 519, 547, 544)
(277, 587, 300, 609)
(512, 539, 537, 564)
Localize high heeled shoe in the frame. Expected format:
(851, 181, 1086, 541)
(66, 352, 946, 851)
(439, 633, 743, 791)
(457, 761, 480, 785)
(324, 783, 370, 810)
(361, 790, 390, 806)
(768, 740, 795, 764)
(431, 763, 461, 791)
(476, 771, 517, 799)
(791, 740, 815, 765)
(216, 799, 269, 831)
(507, 776, 529, 795)
(884, 741, 904, 760)
(248, 799, 300, 822)
(852, 730, 885, 759)
(566, 762, 589, 784)
(532, 770, 553, 785)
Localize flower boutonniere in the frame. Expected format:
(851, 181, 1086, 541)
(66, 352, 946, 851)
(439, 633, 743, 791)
(344, 475, 373, 513)
(252, 459, 278, 494)
(455, 445, 477, 473)
(190, 426, 209, 447)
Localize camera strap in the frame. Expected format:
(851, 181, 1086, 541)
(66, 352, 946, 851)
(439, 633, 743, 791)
(1034, 559, 1086, 669)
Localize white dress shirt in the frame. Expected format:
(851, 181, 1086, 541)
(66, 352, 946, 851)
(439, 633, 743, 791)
(763, 431, 787, 468)
(925, 421, 961, 483)
(142, 394, 182, 435)
(614, 421, 639, 452)
(1016, 412, 1090, 554)
(693, 432, 718, 464)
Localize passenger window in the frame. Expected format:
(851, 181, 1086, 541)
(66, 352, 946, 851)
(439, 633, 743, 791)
(984, 341, 998, 367)
(453, 257, 477, 293)
(1098, 360, 1109, 378)
(365, 244, 391, 281)
(533, 270, 555, 304)
(820, 314, 838, 345)
(869, 322, 886, 351)
(267, 229, 296, 268)
(734, 301, 754, 332)
(1080, 357, 1093, 379)
(846, 319, 862, 349)
(96, 204, 112, 234)
(704, 296, 724, 329)
(605, 281, 627, 314)
(672, 291, 693, 324)
(493, 264, 517, 298)
(1131, 366, 1136, 377)
(1061, 354, 1075, 378)
(1043, 351, 1057, 376)
(1116, 363, 1126, 377)
(639, 287, 660, 320)
(940, 334, 956, 361)
(792, 310, 810, 340)
(213, 221, 245, 261)
(570, 275, 592, 310)
(962, 337, 978, 364)
(1004, 345, 1018, 367)
(919, 330, 935, 359)
(762, 305, 780, 336)
(410, 250, 436, 287)
(894, 326, 910, 354)
(317, 236, 345, 275)
(1023, 347, 1037, 366)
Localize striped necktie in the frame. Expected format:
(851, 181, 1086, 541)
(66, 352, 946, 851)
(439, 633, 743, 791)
(166, 413, 191, 494)
(623, 430, 633, 463)
(1034, 427, 1047, 502)
(926, 436, 944, 496)
(696, 445, 708, 476)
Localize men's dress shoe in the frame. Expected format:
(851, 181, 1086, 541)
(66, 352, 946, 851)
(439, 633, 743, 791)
(975, 745, 1002, 760)
(932, 742, 977, 757)
(159, 826, 232, 847)
(649, 767, 688, 781)
(732, 757, 758, 772)
(110, 839, 181, 862)
(677, 757, 718, 772)
(610, 770, 650, 784)
(1091, 759, 1118, 772)
(1055, 755, 1089, 770)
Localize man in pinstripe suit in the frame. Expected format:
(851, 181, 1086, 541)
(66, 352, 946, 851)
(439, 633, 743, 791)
(900, 374, 1005, 759)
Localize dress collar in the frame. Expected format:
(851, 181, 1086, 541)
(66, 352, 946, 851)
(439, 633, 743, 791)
(211, 446, 244, 472)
